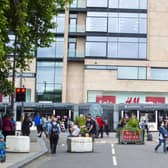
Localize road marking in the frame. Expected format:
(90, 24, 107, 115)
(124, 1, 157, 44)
(112, 156, 118, 166)
(111, 143, 118, 166)
(112, 148, 115, 155)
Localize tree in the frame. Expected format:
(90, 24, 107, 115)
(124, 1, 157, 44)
(0, 0, 72, 96)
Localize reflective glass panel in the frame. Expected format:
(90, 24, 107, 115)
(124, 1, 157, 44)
(86, 17, 107, 32)
(86, 42, 106, 57)
(87, 0, 108, 7)
(120, 0, 139, 9)
(118, 42, 138, 58)
(151, 68, 168, 80)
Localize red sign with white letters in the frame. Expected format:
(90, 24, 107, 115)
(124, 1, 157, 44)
(96, 96, 116, 104)
(122, 130, 140, 141)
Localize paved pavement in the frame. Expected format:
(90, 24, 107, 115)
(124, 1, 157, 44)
(0, 132, 48, 168)
(0, 131, 160, 168)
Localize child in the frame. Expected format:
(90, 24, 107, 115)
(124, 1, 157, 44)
(0, 133, 6, 163)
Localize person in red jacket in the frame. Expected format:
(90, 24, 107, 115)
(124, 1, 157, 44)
(96, 116, 104, 138)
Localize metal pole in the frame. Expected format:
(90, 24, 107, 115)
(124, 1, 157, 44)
(11, 35, 18, 114)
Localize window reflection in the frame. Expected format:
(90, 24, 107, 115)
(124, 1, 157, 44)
(109, 0, 147, 9)
(37, 38, 64, 58)
(36, 62, 63, 102)
(86, 17, 107, 32)
(151, 68, 168, 80)
(87, 0, 108, 7)
(86, 37, 147, 59)
(86, 42, 106, 57)
(118, 67, 147, 79)
(87, 12, 147, 34)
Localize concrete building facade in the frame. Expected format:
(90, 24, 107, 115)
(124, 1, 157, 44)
(7, 0, 168, 106)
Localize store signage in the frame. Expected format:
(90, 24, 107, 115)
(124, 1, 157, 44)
(96, 96, 116, 104)
(125, 97, 140, 104)
(146, 97, 165, 104)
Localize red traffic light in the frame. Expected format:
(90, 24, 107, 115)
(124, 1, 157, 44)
(16, 88, 26, 93)
(15, 88, 26, 102)
(16, 88, 21, 93)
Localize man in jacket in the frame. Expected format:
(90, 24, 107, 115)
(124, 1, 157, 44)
(48, 116, 61, 154)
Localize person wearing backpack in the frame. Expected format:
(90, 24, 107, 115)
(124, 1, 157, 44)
(48, 116, 61, 154)
(154, 121, 168, 153)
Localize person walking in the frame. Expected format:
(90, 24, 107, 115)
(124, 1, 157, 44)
(48, 116, 61, 154)
(154, 121, 168, 153)
(2, 115, 12, 141)
(96, 116, 104, 138)
(34, 113, 42, 137)
(22, 115, 33, 136)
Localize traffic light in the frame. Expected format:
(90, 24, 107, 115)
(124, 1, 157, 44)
(15, 88, 26, 102)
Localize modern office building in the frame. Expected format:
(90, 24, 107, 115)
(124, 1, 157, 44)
(1, 0, 167, 106)
(35, 0, 168, 105)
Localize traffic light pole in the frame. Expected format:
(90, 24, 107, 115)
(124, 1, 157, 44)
(11, 35, 17, 116)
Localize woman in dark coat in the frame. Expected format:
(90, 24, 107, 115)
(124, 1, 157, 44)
(22, 116, 32, 136)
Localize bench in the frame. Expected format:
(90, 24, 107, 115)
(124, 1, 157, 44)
(67, 137, 93, 152)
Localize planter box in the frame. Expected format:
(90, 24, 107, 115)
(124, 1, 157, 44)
(119, 130, 144, 144)
(6, 136, 30, 153)
(67, 137, 93, 152)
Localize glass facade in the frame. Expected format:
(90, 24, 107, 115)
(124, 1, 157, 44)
(36, 62, 62, 102)
(36, 0, 149, 103)
(151, 68, 168, 80)
(118, 66, 147, 80)
(37, 38, 64, 58)
(86, 12, 147, 34)
(86, 37, 147, 59)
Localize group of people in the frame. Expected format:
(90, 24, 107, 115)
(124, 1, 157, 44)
(68, 114, 110, 140)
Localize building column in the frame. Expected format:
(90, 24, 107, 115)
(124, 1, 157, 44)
(62, 5, 69, 103)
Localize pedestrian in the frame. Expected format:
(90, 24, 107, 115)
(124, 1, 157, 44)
(0, 117, 3, 132)
(34, 113, 42, 137)
(85, 114, 97, 140)
(22, 115, 33, 136)
(154, 121, 168, 153)
(96, 116, 104, 138)
(104, 120, 109, 136)
(0, 132, 6, 162)
(69, 122, 80, 137)
(11, 117, 16, 135)
(48, 116, 61, 154)
(2, 115, 13, 141)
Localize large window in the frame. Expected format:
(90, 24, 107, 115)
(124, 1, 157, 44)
(109, 0, 147, 9)
(86, 12, 107, 32)
(86, 12, 147, 34)
(37, 38, 64, 58)
(151, 68, 168, 80)
(69, 14, 77, 32)
(68, 38, 76, 57)
(118, 66, 147, 79)
(86, 36, 147, 59)
(87, 0, 108, 7)
(36, 62, 62, 102)
(50, 14, 65, 33)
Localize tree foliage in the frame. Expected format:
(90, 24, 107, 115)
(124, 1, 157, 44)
(0, 0, 72, 96)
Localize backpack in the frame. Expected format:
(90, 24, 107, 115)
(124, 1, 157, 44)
(159, 126, 168, 138)
(51, 122, 59, 136)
